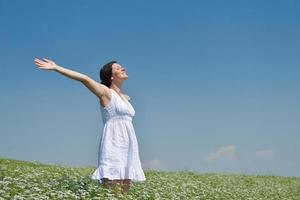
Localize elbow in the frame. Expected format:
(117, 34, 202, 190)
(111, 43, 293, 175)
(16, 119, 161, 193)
(80, 74, 89, 83)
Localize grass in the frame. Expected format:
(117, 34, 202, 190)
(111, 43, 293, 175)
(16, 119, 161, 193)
(0, 158, 299, 199)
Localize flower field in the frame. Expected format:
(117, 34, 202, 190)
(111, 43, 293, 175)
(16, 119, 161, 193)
(0, 158, 299, 199)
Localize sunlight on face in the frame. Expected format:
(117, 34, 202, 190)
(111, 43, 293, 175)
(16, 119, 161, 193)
(111, 63, 128, 80)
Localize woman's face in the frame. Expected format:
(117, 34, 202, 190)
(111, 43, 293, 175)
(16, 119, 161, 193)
(111, 63, 128, 81)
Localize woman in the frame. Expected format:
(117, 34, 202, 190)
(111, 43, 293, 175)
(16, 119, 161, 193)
(34, 58, 146, 194)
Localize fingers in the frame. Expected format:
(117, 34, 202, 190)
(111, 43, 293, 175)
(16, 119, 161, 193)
(35, 63, 45, 67)
(34, 61, 43, 66)
(34, 58, 46, 67)
(34, 58, 42, 62)
(42, 58, 54, 64)
(34, 59, 45, 66)
(34, 57, 55, 70)
(34, 58, 45, 64)
(34, 58, 50, 64)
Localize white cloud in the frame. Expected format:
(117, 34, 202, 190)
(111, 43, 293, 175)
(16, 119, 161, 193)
(255, 149, 276, 159)
(143, 158, 161, 170)
(204, 145, 236, 163)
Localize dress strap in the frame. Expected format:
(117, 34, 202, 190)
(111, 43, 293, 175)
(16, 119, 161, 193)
(110, 89, 128, 104)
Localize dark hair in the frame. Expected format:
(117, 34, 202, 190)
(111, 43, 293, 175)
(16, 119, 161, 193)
(99, 60, 117, 88)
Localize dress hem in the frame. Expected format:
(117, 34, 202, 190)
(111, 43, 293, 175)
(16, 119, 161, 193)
(91, 165, 146, 184)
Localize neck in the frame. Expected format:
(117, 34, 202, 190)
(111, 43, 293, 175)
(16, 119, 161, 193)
(110, 81, 123, 93)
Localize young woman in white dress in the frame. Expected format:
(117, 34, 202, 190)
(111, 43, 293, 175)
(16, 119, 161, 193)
(34, 58, 146, 193)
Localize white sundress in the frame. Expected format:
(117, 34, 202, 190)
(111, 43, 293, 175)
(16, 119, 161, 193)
(91, 89, 146, 183)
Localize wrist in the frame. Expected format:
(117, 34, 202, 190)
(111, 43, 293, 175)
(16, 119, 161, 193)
(54, 65, 60, 71)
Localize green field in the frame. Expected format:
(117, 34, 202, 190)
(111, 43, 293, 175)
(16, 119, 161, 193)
(0, 158, 299, 199)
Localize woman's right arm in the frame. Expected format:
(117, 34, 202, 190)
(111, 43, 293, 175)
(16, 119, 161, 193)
(34, 58, 109, 99)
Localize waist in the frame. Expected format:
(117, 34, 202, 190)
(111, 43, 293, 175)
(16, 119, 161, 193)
(107, 115, 132, 122)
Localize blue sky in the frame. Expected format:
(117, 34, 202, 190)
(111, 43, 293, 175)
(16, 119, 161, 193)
(1, 0, 300, 177)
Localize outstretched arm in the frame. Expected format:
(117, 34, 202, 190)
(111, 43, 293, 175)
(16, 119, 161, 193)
(34, 58, 109, 98)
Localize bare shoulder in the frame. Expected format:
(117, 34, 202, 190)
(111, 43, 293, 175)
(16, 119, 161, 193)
(82, 76, 111, 99)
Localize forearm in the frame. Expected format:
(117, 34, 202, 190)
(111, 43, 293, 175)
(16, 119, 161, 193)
(54, 65, 87, 82)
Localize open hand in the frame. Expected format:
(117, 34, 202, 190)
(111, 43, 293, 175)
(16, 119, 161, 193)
(34, 58, 58, 71)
